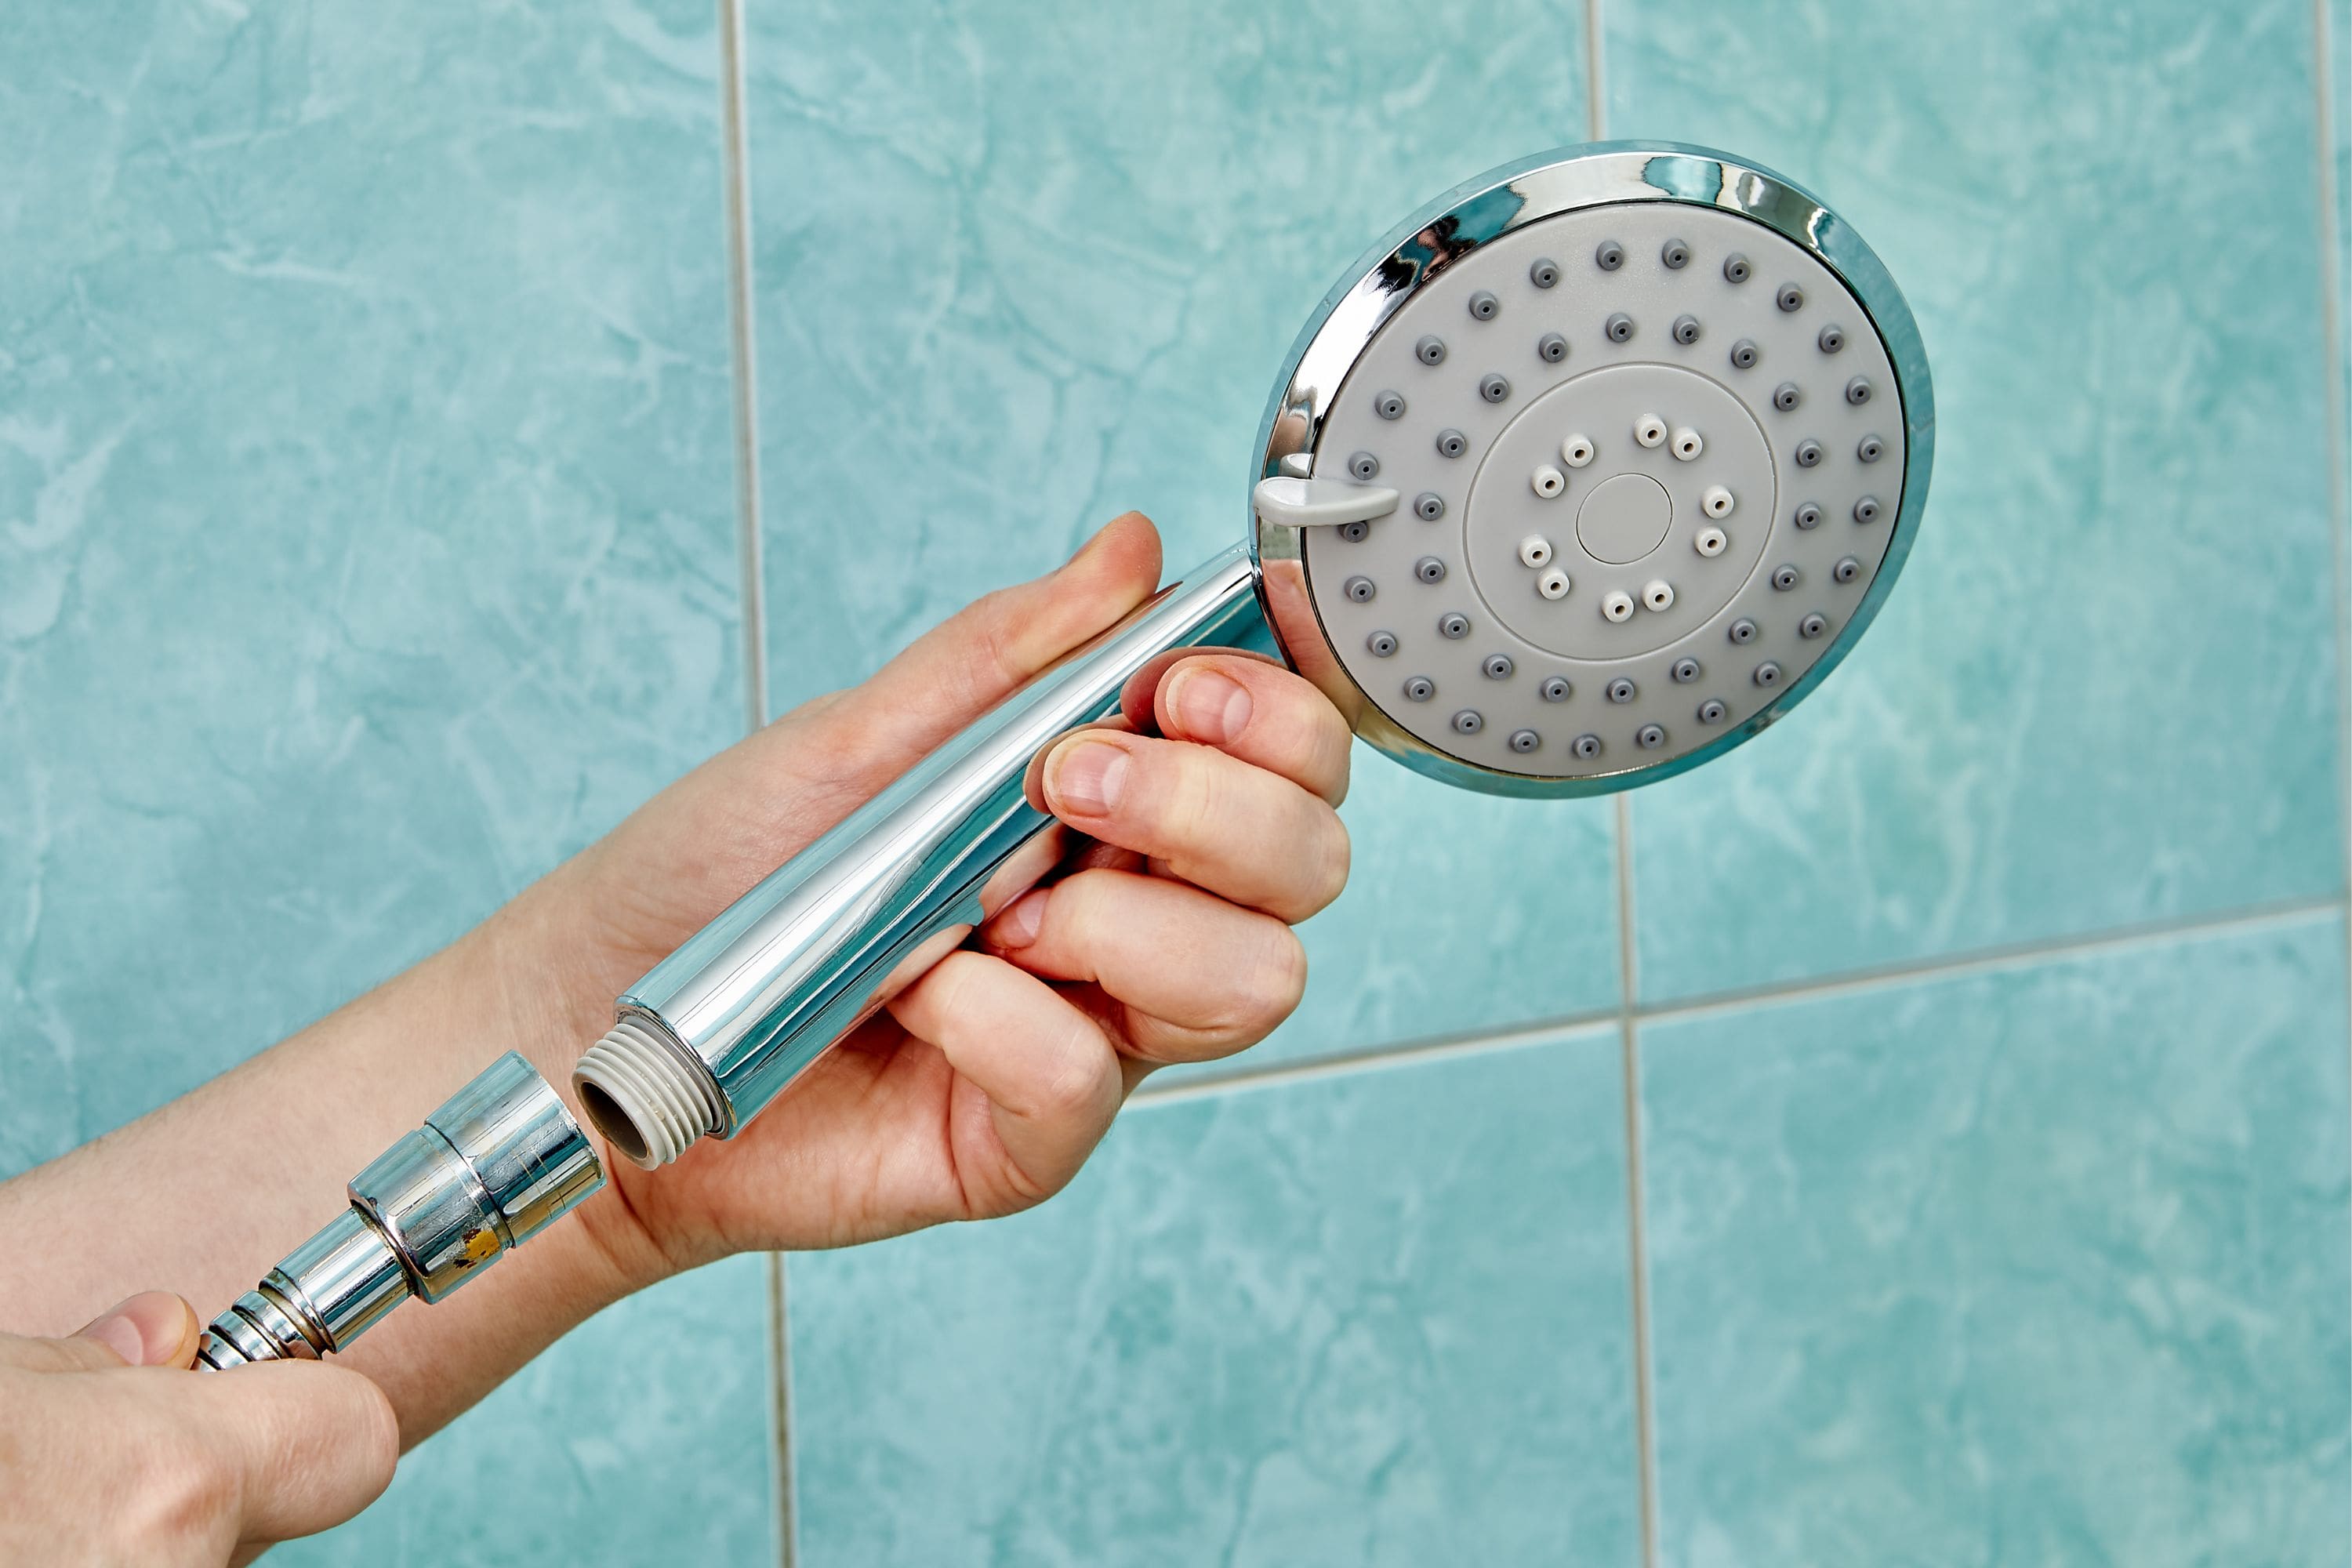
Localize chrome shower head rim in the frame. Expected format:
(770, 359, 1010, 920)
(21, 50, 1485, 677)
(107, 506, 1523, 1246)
(1251, 140, 1936, 799)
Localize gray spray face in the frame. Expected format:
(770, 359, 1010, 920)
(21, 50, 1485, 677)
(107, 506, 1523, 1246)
(1254, 143, 1933, 796)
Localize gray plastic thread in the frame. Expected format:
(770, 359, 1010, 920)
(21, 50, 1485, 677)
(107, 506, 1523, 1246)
(573, 1018, 728, 1170)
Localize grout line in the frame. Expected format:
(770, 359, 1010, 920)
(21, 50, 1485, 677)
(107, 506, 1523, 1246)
(1583, 0, 1607, 144)
(766, 1253, 797, 1568)
(1637, 891, 2347, 1029)
(2307, 2, 2350, 1552)
(1613, 794, 1661, 1568)
(1131, 1004, 1623, 1106)
(1131, 891, 2351, 1108)
(719, 0, 768, 737)
(2309, 6, 2350, 1004)
(713, 1, 790, 1562)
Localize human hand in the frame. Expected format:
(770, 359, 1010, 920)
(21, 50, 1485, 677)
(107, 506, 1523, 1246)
(500, 513, 1352, 1275)
(0, 1292, 397, 1566)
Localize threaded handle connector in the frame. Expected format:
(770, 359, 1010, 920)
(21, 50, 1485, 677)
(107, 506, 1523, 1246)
(194, 1051, 603, 1371)
(572, 1018, 724, 1170)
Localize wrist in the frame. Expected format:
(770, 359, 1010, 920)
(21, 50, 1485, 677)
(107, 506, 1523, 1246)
(453, 872, 693, 1301)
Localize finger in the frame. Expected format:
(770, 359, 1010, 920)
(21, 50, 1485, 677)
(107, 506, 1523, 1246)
(1112, 645, 1284, 733)
(186, 1359, 400, 1545)
(0, 1292, 194, 1375)
(78, 1291, 201, 1368)
(1036, 732, 1350, 922)
(982, 869, 1307, 1065)
(885, 950, 1123, 1209)
(1148, 654, 1353, 805)
(815, 513, 1163, 775)
(1018, 714, 1134, 818)
(0, 1330, 127, 1374)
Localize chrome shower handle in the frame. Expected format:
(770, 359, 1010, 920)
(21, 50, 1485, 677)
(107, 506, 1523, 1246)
(574, 542, 1277, 1167)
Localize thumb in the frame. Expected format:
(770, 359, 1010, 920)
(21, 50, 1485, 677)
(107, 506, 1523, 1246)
(187, 1359, 401, 1547)
(805, 511, 1164, 779)
(0, 1290, 204, 1374)
(78, 1290, 202, 1368)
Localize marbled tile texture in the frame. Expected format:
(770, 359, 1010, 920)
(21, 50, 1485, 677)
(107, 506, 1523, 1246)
(745, 1, 1622, 1064)
(279, 1256, 777, 1568)
(6, 0, 2351, 1563)
(1641, 915, 2352, 1566)
(0, 4, 771, 1562)
(2336, 0, 2350, 485)
(1612, 0, 2342, 1000)
(789, 1032, 1639, 1568)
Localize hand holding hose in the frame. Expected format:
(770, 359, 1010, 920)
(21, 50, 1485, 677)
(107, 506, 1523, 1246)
(0, 1293, 395, 1564)
(0, 510, 1353, 1458)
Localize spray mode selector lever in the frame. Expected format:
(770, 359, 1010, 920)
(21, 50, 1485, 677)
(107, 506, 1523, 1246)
(1250, 475, 1400, 529)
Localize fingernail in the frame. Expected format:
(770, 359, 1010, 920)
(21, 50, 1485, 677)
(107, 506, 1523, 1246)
(79, 1295, 178, 1367)
(1171, 669, 1251, 744)
(990, 889, 1048, 949)
(1047, 738, 1129, 816)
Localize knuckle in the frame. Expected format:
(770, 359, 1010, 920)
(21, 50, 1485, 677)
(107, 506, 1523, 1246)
(950, 601, 1023, 712)
(346, 1372, 401, 1483)
(901, 949, 982, 1032)
(1151, 742, 1224, 842)
(1318, 818, 1353, 909)
(1324, 710, 1352, 758)
(971, 595, 1025, 683)
(1247, 925, 1310, 1026)
(1280, 806, 1351, 920)
(1054, 866, 1117, 918)
(1187, 921, 1308, 1048)
(1318, 711, 1356, 797)
(1033, 1025, 1112, 1123)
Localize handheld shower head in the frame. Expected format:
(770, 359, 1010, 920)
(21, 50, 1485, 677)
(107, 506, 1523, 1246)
(575, 142, 1934, 1167)
(1253, 142, 1930, 792)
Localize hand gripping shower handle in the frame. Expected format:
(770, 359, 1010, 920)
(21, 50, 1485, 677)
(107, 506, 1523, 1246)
(196, 546, 1269, 1365)
(572, 542, 1276, 1168)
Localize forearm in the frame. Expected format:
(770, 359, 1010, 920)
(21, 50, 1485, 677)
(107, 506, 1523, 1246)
(0, 517, 1335, 1457)
(0, 854, 670, 1443)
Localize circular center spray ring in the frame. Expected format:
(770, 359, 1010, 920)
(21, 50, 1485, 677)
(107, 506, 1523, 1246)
(1461, 361, 1776, 661)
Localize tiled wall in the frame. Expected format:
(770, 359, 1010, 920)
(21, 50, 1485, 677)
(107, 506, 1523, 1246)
(2, 4, 774, 1561)
(4, 2, 2347, 1564)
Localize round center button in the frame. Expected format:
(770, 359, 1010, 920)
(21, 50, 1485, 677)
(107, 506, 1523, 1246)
(1575, 473, 1673, 564)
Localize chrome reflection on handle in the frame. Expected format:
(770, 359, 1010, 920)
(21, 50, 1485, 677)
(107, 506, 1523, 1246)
(574, 543, 1276, 1167)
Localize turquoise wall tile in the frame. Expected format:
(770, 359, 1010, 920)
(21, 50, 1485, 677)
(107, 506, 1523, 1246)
(787, 1030, 1639, 1567)
(280, 1255, 777, 1568)
(1639, 913, 2351, 1565)
(0, 4, 773, 1561)
(0, 2, 745, 1164)
(2336, 0, 2350, 515)
(746, 2, 1621, 1065)
(1607, 0, 2342, 1000)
